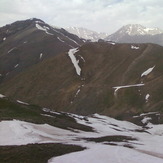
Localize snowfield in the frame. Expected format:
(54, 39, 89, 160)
(0, 113, 163, 162)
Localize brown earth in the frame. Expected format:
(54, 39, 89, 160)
(1, 42, 163, 118)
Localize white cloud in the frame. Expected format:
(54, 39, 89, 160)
(0, 0, 163, 34)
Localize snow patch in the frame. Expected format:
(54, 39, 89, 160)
(14, 64, 19, 68)
(0, 94, 5, 98)
(52, 28, 80, 46)
(36, 24, 53, 35)
(75, 89, 80, 97)
(3, 37, 6, 41)
(42, 108, 61, 115)
(141, 117, 152, 124)
(145, 94, 150, 102)
(140, 112, 158, 117)
(68, 48, 81, 76)
(8, 47, 16, 53)
(17, 100, 29, 105)
(131, 45, 139, 49)
(40, 53, 43, 59)
(41, 114, 55, 118)
(141, 66, 155, 77)
(78, 55, 85, 62)
(113, 84, 144, 96)
(57, 37, 65, 42)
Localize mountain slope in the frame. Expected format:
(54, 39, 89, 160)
(0, 18, 84, 83)
(1, 42, 163, 118)
(105, 24, 163, 46)
(0, 96, 163, 162)
(65, 27, 108, 41)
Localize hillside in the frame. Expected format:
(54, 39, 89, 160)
(1, 41, 163, 118)
(1, 95, 163, 162)
(0, 18, 84, 83)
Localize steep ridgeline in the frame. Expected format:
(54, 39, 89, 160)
(0, 41, 163, 118)
(0, 18, 84, 83)
(105, 24, 163, 46)
(65, 27, 108, 41)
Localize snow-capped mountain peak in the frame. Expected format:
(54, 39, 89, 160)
(118, 24, 163, 36)
(65, 27, 108, 41)
(105, 24, 163, 45)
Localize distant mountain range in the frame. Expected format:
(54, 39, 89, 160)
(65, 24, 163, 46)
(105, 24, 163, 46)
(65, 27, 108, 41)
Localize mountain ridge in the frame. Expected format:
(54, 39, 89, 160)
(65, 26, 108, 41)
(105, 24, 163, 46)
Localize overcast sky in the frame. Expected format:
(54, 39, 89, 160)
(0, 0, 163, 34)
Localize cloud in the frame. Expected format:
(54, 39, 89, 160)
(0, 0, 163, 34)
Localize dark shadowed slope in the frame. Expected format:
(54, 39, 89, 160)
(0, 18, 83, 83)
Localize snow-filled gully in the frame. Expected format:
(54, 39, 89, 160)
(68, 48, 82, 76)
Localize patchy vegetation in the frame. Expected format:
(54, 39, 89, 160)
(0, 143, 85, 163)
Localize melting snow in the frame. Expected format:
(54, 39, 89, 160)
(140, 112, 158, 117)
(35, 20, 44, 24)
(0, 94, 5, 98)
(14, 64, 19, 68)
(48, 144, 163, 163)
(141, 117, 152, 124)
(141, 66, 155, 77)
(1, 112, 163, 162)
(145, 94, 150, 102)
(78, 55, 85, 62)
(68, 48, 81, 76)
(40, 53, 43, 59)
(3, 37, 6, 41)
(8, 47, 16, 53)
(42, 108, 61, 115)
(52, 28, 80, 46)
(41, 114, 55, 118)
(57, 37, 65, 42)
(36, 24, 53, 35)
(74, 89, 81, 98)
(131, 45, 139, 49)
(43, 26, 50, 30)
(113, 84, 144, 96)
(16, 100, 29, 105)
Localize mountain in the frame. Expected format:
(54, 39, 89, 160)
(65, 27, 108, 41)
(1, 40, 163, 119)
(1, 19, 163, 163)
(105, 24, 163, 46)
(0, 18, 84, 83)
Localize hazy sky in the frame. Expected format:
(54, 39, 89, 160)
(0, 0, 163, 34)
